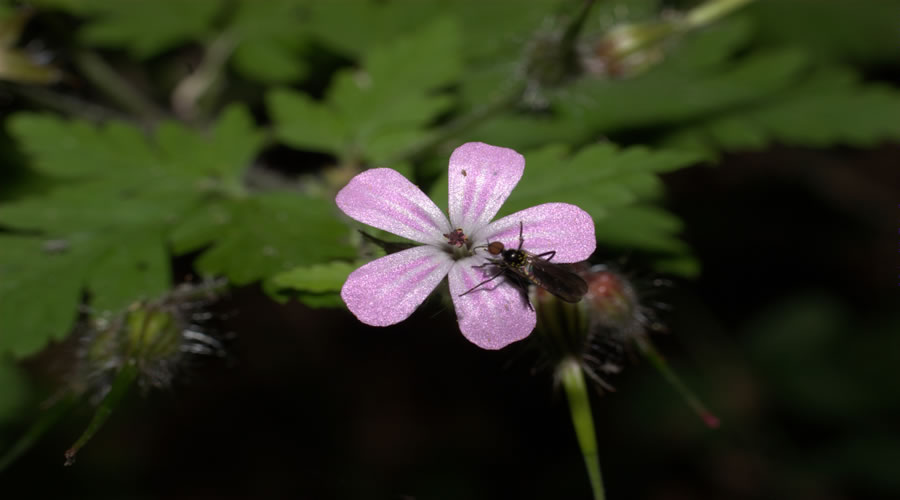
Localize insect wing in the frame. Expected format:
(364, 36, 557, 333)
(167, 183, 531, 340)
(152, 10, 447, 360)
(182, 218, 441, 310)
(529, 258, 588, 303)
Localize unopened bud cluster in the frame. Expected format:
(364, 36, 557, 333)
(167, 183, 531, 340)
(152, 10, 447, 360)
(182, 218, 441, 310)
(532, 263, 656, 391)
(73, 281, 226, 401)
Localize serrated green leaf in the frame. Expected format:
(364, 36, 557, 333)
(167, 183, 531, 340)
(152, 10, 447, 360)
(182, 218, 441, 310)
(76, 0, 223, 58)
(192, 193, 356, 285)
(267, 89, 347, 153)
(0, 236, 88, 357)
(466, 47, 811, 149)
(593, 205, 688, 254)
(293, 293, 344, 308)
(228, 0, 309, 83)
(557, 48, 810, 135)
(156, 104, 264, 178)
(498, 143, 700, 216)
(86, 229, 170, 313)
(271, 260, 359, 293)
(305, 0, 441, 58)
(0, 107, 264, 357)
(663, 66, 900, 154)
(7, 114, 156, 178)
(750, 0, 900, 65)
(664, 16, 754, 72)
(167, 199, 234, 254)
(0, 358, 30, 425)
(269, 17, 462, 163)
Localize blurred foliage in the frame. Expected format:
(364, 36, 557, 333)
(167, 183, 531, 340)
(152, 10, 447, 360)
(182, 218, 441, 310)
(269, 17, 463, 164)
(0, 1, 898, 486)
(0, 9, 60, 84)
(0, 0, 894, 353)
(0, 359, 30, 426)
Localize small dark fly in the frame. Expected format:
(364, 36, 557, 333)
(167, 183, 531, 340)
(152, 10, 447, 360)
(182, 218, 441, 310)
(459, 222, 589, 308)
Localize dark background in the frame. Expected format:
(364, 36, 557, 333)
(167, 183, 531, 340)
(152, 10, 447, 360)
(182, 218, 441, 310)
(4, 144, 898, 500)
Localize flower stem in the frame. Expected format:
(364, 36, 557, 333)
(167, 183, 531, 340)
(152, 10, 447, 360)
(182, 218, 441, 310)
(0, 393, 78, 471)
(64, 362, 139, 466)
(685, 0, 756, 29)
(171, 31, 237, 122)
(559, 358, 606, 500)
(634, 335, 720, 429)
(73, 50, 167, 123)
(5, 84, 128, 122)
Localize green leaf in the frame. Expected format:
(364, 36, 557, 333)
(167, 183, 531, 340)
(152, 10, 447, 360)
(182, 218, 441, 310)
(190, 193, 357, 285)
(228, 0, 309, 83)
(0, 236, 88, 357)
(592, 205, 689, 254)
(267, 89, 347, 154)
(0, 358, 30, 425)
(497, 144, 700, 216)
(465, 47, 811, 149)
(0, 106, 264, 357)
(750, 0, 900, 65)
(86, 229, 170, 313)
(663, 66, 900, 155)
(305, 0, 443, 58)
(76, 0, 223, 58)
(7, 115, 156, 178)
(156, 104, 263, 178)
(271, 260, 359, 294)
(559, 48, 810, 134)
(269, 17, 462, 163)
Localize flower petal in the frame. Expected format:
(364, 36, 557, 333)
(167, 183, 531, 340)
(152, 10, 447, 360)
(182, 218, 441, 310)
(448, 142, 525, 234)
(341, 245, 454, 326)
(473, 203, 596, 263)
(336, 168, 451, 245)
(447, 257, 536, 349)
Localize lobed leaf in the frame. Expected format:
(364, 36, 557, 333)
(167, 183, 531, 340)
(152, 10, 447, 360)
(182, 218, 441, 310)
(0, 105, 264, 357)
(269, 17, 462, 164)
(228, 0, 310, 83)
(190, 193, 357, 285)
(75, 0, 223, 58)
(663, 67, 900, 156)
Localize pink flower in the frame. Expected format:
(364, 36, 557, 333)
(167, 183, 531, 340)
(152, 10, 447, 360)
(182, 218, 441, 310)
(336, 142, 595, 349)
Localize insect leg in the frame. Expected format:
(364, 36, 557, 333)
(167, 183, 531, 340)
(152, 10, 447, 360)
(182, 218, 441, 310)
(534, 250, 556, 262)
(516, 221, 524, 251)
(459, 269, 506, 297)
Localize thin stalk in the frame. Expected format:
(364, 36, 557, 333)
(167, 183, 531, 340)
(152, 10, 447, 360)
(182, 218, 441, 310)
(0, 394, 78, 471)
(685, 0, 756, 29)
(73, 51, 167, 123)
(64, 362, 139, 466)
(559, 358, 606, 500)
(7, 84, 128, 122)
(171, 31, 237, 122)
(634, 335, 720, 429)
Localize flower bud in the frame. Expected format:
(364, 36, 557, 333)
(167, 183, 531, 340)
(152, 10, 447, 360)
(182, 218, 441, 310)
(75, 280, 226, 399)
(531, 263, 719, 426)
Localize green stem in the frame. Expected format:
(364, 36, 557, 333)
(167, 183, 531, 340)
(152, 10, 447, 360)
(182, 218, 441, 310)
(0, 394, 78, 471)
(634, 335, 720, 429)
(73, 51, 167, 123)
(6, 84, 128, 122)
(64, 362, 139, 466)
(171, 31, 237, 122)
(685, 0, 756, 29)
(560, 358, 606, 500)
